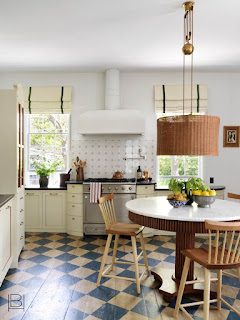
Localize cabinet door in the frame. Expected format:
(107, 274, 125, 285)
(43, 192, 66, 230)
(25, 192, 42, 229)
(0, 205, 11, 272)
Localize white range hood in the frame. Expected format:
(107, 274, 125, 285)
(78, 69, 145, 135)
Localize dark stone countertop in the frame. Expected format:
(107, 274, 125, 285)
(25, 186, 67, 190)
(154, 185, 226, 191)
(65, 180, 83, 185)
(0, 194, 14, 208)
(137, 181, 156, 185)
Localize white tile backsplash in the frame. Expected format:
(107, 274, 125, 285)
(70, 138, 156, 180)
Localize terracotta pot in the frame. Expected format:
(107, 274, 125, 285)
(112, 171, 124, 179)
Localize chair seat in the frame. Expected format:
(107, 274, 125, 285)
(182, 247, 240, 270)
(106, 223, 144, 236)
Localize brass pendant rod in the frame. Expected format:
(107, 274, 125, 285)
(183, 13, 186, 115)
(191, 7, 193, 114)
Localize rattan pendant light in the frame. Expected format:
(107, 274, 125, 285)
(157, 1, 220, 156)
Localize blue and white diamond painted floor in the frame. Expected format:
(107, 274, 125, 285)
(0, 232, 239, 320)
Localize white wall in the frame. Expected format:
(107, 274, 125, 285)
(0, 71, 239, 193)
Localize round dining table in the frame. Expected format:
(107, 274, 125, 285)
(126, 196, 240, 302)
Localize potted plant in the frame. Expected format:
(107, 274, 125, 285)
(168, 177, 206, 205)
(32, 158, 59, 187)
(168, 178, 185, 194)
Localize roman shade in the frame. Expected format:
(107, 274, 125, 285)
(155, 84, 207, 114)
(23, 86, 72, 114)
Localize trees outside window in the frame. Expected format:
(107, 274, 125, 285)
(157, 155, 201, 187)
(26, 114, 70, 186)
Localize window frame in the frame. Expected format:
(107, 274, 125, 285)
(26, 114, 70, 173)
(156, 155, 203, 182)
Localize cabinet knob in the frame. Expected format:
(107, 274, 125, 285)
(72, 218, 75, 220)
(145, 187, 148, 189)
(20, 209, 24, 212)
(20, 236, 24, 240)
(72, 186, 75, 188)
(20, 197, 24, 200)
(20, 222, 24, 225)
(50, 193, 58, 195)
(72, 205, 75, 208)
(72, 195, 75, 198)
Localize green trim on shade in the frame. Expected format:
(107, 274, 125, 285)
(162, 85, 166, 113)
(28, 87, 32, 114)
(197, 84, 200, 113)
(60, 87, 64, 114)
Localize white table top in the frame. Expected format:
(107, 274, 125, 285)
(126, 197, 240, 222)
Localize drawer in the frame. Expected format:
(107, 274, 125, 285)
(68, 215, 83, 233)
(136, 195, 153, 199)
(67, 203, 83, 216)
(67, 194, 83, 204)
(136, 185, 155, 195)
(84, 224, 106, 235)
(67, 184, 83, 194)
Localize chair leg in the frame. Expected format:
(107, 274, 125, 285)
(139, 232, 149, 277)
(110, 234, 119, 271)
(97, 234, 113, 286)
(131, 235, 141, 294)
(203, 268, 211, 320)
(173, 256, 191, 318)
(217, 270, 222, 310)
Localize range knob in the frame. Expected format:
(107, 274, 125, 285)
(122, 187, 125, 190)
(108, 187, 111, 190)
(129, 187, 132, 190)
(115, 187, 119, 190)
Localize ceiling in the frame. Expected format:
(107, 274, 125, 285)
(1, 0, 239, 72)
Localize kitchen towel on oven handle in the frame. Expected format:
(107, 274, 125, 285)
(90, 182, 102, 203)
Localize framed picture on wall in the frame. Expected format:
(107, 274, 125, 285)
(223, 126, 240, 147)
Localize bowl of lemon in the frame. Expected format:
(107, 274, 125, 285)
(167, 191, 188, 208)
(192, 189, 216, 207)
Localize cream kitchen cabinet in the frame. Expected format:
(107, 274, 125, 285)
(136, 184, 155, 236)
(67, 184, 83, 236)
(25, 191, 42, 231)
(136, 184, 155, 197)
(43, 191, 66, 232)
(0, 200, 13, 287)
(0, 85, 25, 268)
(25, 190, 66, 232)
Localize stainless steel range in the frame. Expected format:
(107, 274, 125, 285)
(83, 178, 136, 235)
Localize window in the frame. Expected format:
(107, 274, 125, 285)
(156, 113, 202, 187)
(157, 155, 202, 186)
(26, 114, 70, 186)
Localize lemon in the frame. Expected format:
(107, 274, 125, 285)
(193, 190, 202, 195)
(209, 190, 216, 196)
(202, 191, 210, 196)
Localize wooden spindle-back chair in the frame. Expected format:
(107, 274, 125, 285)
(174, 220, 240, 320)
(97, 193, 149, 294)
(228, 192, 240, 202)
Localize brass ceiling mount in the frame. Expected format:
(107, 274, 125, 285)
(183, 1, 194, 12)
(182, 1, 194, 56)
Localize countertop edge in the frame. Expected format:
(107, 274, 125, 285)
(154, 185, 226, 191)
(0, 194, 14, 208)
(25, 187, 67, 190)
